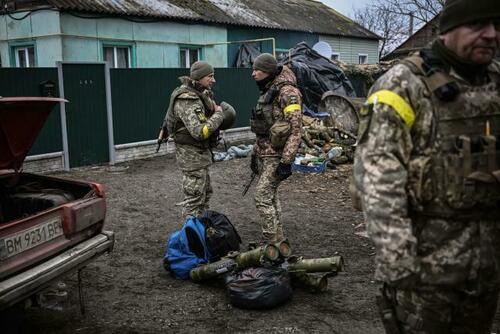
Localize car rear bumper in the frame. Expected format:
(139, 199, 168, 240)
(0, 231, 114, 310)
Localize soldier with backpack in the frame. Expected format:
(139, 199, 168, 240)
(249, 53, 303, 243)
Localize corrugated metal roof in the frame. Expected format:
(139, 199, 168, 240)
(45, 0, 379, 39)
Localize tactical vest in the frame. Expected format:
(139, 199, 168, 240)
(404, 55, 500, 219)
(250, 81, 294, 137)
(165, 85, 218, 149)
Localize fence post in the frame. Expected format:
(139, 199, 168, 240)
(104, 61, 116, 165)
(56, 61, 71, 171)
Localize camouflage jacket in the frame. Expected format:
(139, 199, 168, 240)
(353, 55, 500, 292)
(253, 66, 303, 164)
(169, 77, 223, 172)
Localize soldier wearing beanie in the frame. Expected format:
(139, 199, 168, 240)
(352, 0, 500, 332)
(159, 61, 224, 219)
(249, 53, 303, 243)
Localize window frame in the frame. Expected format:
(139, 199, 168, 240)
(358, 53, 368, 64)
(331, 53, 340, 61)
(179, 46, 203, 68)
(10, 41, 37, 68)
(101, 42, 135, 68)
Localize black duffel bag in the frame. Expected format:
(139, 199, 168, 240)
(225, 266, 293, 309)
(200, 210, 241, 260)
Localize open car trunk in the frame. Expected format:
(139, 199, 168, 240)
(0, 173, 95, 224)
(0, 97, 114, 309)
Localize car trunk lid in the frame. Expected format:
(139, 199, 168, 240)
(0, 97, 67, 172)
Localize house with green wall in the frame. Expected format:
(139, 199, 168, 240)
(0, 0, 379, 69)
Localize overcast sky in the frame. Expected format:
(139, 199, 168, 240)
(318, 0, 371, 17)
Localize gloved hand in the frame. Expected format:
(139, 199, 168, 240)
(250, 153, 259, 175)
(275, 162, 292, 181)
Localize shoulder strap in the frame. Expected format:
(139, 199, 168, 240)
(275, 80, 297, 89)
(403, 53, 458, 101)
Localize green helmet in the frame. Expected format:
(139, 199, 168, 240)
(219, 101, 236, 130)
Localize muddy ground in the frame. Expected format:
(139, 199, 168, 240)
(2, 154, 500, 334)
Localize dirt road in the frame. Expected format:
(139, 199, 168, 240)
(2, 155, 499, 333)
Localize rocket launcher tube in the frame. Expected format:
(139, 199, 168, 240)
(286, 256, 344, 273)
(189, 258, 237, 282)
(289, 271, 329, 292)
(233, 244, 280, 267)
(190, 245, 280, 282)
(274, 240, 292, 258)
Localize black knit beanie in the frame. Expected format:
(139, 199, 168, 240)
(253, 53, 278, 74)
(439, 0, 500, 33)
(190, 61, 214, 81)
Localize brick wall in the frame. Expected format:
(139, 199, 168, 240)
(24, 127, 256, 173)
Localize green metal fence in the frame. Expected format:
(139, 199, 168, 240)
(110, 68, 258, 145)
(62, 63, 110, 167)
(211, 68, 259, 128)
(0, 67, 259, 164)
(0, 68, 62, 155)
(110, 68, 188, 145)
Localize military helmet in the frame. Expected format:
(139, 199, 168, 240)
(219, 101, 236, 130)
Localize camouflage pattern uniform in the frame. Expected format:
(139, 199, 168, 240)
(251, 66, 303, 242)
(165, 77, 223, 218)
(352, 49, 500, 333)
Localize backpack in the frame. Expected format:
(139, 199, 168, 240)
(200, 210, 242, 261)
(163, 216, 211, 280)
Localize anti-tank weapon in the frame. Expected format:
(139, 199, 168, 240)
(190, 240, 343, 292)
(189, 243, 282, 282)
(285, 255, 344, 292)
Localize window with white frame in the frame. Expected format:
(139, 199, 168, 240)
(358, 54, 368, 64)
(14, 45, 35, 67)
(180, 47, 201, 68)
(331, 53, 340, 61)
(104, 46, 131, 68)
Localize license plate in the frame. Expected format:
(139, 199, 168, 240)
(0, 218, 64, 260)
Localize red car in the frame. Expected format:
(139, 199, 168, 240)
(0, 97, 114, 309)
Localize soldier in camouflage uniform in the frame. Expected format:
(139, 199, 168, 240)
(250, 53, 303, 243)
(352, 0, 500, 333)
(161, 61, 224, 219)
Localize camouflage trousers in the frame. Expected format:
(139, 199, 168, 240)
(180, 167, 212, 218)
(254, 157, 284, 243)
(389, 285, 499, 334)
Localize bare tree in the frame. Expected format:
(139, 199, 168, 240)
(353, 0, 444, 58)
(377, 0, 444, 27)
(353, 4, 407, 58)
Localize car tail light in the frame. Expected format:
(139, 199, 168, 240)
(63, 199, 106, 235)
(91, 183, 106, 197)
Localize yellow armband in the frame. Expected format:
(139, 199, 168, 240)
(367, 90, 415, 128)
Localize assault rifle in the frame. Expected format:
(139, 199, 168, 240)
(242, 172, 257, 196)
(156, 120, 169, 153)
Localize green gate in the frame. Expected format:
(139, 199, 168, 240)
(0, 68, 62, 156)
(60, 63, 110, 168)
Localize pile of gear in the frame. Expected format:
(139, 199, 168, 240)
(163, 211, 344, 309)
(295, 93, 362, 169)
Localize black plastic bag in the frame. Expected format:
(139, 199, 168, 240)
(200, 210, 241, 260)
(234, 43, 261, 68)
(278, 42, 356, 111)
(225, 267, 293, 309)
